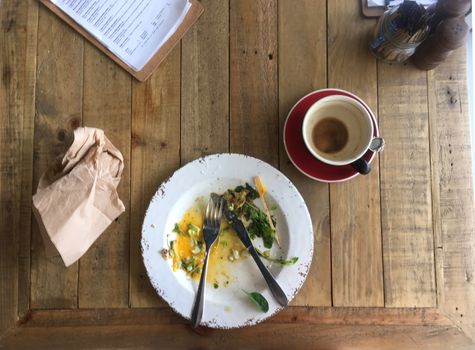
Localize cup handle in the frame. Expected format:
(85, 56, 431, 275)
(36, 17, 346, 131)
(351, 158, 371, 175)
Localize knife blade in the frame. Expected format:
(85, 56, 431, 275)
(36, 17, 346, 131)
(218, 197, 289, 307)
(222, 207, 253, 248)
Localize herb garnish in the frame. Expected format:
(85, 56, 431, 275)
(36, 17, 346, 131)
(172, 223, 182, 235)
(223, 183, 277, 249)
(187, 223, 199, 236)
(255, 248, 299, 266)
(242, 290, 269, 312)
(243, 202, 276, 248)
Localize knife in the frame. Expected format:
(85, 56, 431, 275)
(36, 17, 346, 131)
(216, 196, 289, 307)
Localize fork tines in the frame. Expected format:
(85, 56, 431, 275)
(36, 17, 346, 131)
(205, 194, 224, 228)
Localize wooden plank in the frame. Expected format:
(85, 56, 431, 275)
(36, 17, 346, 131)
(129, 47, 181, 307)
(429, 48, 475, 340)
(78, 44, 132, 308)
(3, 308, 473, 350)
(17, 0, 40, 319)
(19, 307, 453, 328)
(4, 324, 474, 350)
(0, 0, 38, 333)
(327, 0, 384, 306)
(3, 323, 473, 350)
(278, 0, 331, 306)
(30, 5, 83, 309)
(378, 64, 436, 307)
(229, 0, 278, 166)
(181, 0, 229, 164)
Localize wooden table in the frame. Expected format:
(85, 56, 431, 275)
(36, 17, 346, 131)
(1, 0, 474, 348)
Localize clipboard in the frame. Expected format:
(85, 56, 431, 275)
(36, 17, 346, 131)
(361, 0, 386, 17)
(39, 0, 204, 82)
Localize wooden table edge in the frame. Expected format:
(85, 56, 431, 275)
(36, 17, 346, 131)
(1, 307, 473, 349)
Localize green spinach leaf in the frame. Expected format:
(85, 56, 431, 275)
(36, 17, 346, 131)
(242, 290, 269, 312)
(224, 184, 277, 249)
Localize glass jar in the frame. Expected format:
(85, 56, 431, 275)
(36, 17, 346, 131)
(370, 6, 429, 63)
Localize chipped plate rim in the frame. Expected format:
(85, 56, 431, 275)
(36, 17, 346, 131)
(141, 153, 313, 329)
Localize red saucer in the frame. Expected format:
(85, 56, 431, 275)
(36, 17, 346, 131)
(283, 89, 379, 183)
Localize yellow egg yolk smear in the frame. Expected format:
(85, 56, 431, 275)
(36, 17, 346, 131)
(170, 201, 246, 288)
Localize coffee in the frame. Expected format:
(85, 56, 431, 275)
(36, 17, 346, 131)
(312, 117, 348, 154)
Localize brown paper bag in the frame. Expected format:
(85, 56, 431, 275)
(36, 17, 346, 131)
(32, 127, 125, 267)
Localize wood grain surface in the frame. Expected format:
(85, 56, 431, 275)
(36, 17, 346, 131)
(30, 6, 83, 309)
(2, 308, 474, 350)
(229, 0, 278, 166)
(378, 63, 436, 307)
(16, 0, 39, 320)
(129, 47, 182, 308)
(4, 322, 473, 350)
(0, 0, 38, 334)
(16, 307, 454, 327)
(1, 0, 474, 347)
(327, 0, 384, 307)
(78, 44, 132, 308)
(278, 0, 331, 307)
(181, 0, 229, 164)
(428, 48, 475, 340)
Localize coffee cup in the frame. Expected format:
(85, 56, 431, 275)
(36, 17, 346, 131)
(302, 95, 382, 175)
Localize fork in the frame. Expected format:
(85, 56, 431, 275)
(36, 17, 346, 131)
(191, 195, 224, 328)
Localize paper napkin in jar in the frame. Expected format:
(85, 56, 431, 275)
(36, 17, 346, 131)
(32, 127, 125, 267)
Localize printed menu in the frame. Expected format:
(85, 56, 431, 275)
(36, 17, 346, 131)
(41, 0, 203, 80)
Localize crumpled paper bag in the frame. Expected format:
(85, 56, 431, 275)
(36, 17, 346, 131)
(32, 127, 125, 267)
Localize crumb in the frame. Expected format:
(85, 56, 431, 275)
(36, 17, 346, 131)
(160, 249, 168, 260)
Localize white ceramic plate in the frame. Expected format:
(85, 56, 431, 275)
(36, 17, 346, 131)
(141, 154, 313, 328)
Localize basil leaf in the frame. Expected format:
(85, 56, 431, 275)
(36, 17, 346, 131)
(242, 290, 269, 313)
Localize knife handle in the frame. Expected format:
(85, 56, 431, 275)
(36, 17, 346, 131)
(248, 247, 289, 306)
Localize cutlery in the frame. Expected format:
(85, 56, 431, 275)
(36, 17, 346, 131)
(190, 195, 224, 327)
(213, 194, 289, 307)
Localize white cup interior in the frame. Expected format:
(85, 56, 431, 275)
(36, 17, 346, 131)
(302, 95, 374, 166)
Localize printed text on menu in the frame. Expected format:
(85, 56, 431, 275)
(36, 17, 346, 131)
(51, 0, 191, 71)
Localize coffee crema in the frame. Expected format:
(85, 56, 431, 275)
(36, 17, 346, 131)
(312, 117, 348, 154)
